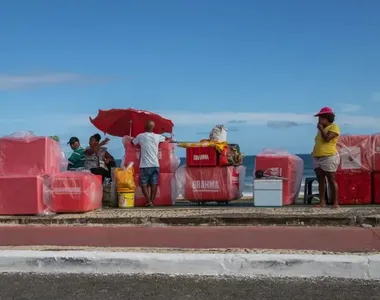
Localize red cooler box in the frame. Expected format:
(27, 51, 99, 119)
(336, 171, 372, 205)
(0, 136, 61, 176)
(50, 172, 103, 213)
(133, 173, 178, 206)
(123, 141, 179, 173)
(372, 134, 380, 171)
(337, 135, 373, 172)
(186, 146, 217, 167)
(0, 175, 47, 215)
(372, 172, 380, 204)
(254, 151, 304, 205)
(183, 166, 239, 201)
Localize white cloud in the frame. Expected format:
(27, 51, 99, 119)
(267, 121, 300, 128)
(336, 103, 362, 113)
(0, 73, 83, 90)
(372, 92, 380, 102)
(3, 109, 380, 139)
(159, 110, 380, 129)
(160, 111, 313, 126)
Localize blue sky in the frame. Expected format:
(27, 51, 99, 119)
(1, 0, 380, 157)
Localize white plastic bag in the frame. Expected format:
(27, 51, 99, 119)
(209, 125, 227, 142)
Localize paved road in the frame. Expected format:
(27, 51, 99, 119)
(0, 273, 379, 300)
(1, 225, 380, 252)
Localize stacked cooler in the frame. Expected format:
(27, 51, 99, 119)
(0, 134, 103, 215)
(49, 172, 103, 213)
(336, 135, 372, 205)
(122, 138, 180, 206)
(372, 134, 380, 204)
(254, 150, 304, 205)
(177, 145, 246, 203)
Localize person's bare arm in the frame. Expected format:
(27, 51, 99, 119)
(91, 138, 110, 153)
(318, 124, 338, 142)
(132, 135, 140, 146)
(322, 131, 338, 142)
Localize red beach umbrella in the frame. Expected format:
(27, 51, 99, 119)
(89, 108, 174, 137)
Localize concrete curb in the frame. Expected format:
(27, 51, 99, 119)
(0, 250, 380, 279)
(0, 215, 374, 227)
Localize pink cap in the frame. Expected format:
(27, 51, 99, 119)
(314, 107, 334, 117)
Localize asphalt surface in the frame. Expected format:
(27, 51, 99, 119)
(0, 273, 379, 300)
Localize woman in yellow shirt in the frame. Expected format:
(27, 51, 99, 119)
(312, 107, 340, 208)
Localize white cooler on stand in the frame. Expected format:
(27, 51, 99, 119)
(253, 179, 283, 207)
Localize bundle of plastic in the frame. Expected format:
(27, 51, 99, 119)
(175, 165, 246, 202)
(120, 135, 180, 206)
(114, 164, 136, 208)
(0, 132, 65, 215)
(209, 125, 227, 142)
(0, 175, 49, 215)
(0, 131, 66, 176)
(49, 172, 103, 213)
(0, 132, 103, 215)
(254, 149, 304, 205)
(372, 133, 380, 204)
(115, 166, 136, 191)
(336, 135, 373, 205)
(337, 134, 373, 172)
(133, 172, 179, 206)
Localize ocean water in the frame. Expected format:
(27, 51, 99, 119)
(116, 154, 316, 197)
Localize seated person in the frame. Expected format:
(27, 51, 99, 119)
(67, 137, 85, 170)
(84, 134, 115, 181)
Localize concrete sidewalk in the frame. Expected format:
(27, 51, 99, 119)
(1, 250, 380, 280)
(0, 206, 380, 226)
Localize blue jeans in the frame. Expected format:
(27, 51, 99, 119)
(140, 167, 160, 186)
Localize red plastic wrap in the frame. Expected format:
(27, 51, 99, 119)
(176, 165, 246, 201)
(337, 135, 373, 172)
(186, 146, 218, 167)
(372, 134, 380, 171)
(121, 137, 180, 173)
(336, 171, 372, 205)
(0, 132, 67, 176)
(0, 175, 48, 215)
(133, 172, 179, 206)
(49, 172, 103, 213)
(254, 149, 304, 205)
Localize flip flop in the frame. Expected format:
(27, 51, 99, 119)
(314, 204, 326, 208)
(332, 205, 340, 209)
(145, 202, 153, 207)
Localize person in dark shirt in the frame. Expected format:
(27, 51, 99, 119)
(84, 134, 116, 181)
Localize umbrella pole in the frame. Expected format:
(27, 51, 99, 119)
(129, 120, 132, 137)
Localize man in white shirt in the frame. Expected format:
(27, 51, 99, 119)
(132, 121, 166, 206)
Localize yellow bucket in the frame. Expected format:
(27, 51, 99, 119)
(118, 192, 135, 208)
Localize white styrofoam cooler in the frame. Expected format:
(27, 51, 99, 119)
(253, 179, 283, 207)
